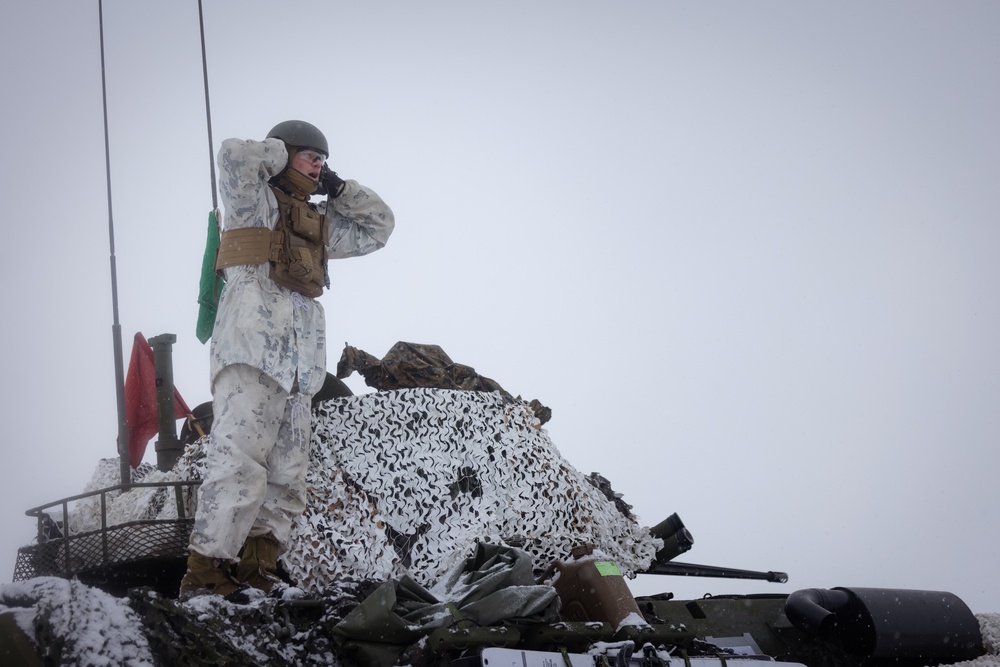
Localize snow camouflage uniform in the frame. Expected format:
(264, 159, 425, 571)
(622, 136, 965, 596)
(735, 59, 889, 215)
(188, 136, 394, 586)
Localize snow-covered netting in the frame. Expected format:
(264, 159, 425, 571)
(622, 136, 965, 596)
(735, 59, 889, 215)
(58, 456, 207, 536)
(284, 388, 659, 591)
(0, 577, 155, 665)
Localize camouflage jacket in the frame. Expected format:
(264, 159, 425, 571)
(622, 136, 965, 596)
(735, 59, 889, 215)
(210, 137, 394, 396)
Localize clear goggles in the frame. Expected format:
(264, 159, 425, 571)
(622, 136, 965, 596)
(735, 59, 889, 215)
(295, 149, 326, 166)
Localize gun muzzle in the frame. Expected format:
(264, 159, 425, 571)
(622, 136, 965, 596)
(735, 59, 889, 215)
(649, 513, 694, 564)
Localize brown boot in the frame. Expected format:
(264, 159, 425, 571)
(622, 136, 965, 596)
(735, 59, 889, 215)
(179, 551, 242, 599)
(236, 534, 284, 593)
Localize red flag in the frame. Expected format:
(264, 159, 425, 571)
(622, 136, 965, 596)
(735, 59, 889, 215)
(123, 332, 192, 468)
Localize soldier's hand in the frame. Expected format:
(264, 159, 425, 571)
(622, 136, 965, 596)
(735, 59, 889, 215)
(317, 164, 345, 198)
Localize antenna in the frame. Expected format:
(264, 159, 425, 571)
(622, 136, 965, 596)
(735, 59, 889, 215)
(98, 0, 131, 488)
(197, 0, 218, 210)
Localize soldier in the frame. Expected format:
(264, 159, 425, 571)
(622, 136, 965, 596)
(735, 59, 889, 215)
(180, 120, 394, 598)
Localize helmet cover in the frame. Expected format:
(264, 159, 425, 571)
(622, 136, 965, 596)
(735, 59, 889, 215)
(266, 120, 328, 157)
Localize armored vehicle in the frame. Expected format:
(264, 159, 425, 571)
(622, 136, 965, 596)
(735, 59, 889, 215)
(3, 342, 990, 667)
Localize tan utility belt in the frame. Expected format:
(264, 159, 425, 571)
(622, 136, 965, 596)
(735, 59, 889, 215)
(215, 227, 278, 268)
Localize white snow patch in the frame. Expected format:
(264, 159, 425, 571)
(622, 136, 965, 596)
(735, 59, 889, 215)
(949, 613, 1000, 667)
(0, 576, 154, 666)
(616, 611, 652, 631)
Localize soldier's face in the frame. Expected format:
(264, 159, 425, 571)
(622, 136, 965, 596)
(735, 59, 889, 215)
(291, 149, 325, 182)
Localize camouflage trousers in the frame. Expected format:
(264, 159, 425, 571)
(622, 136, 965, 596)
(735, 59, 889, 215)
(189, 363, 312, 561)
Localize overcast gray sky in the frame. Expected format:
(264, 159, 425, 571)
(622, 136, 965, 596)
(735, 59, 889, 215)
(1, 1, 997, 613)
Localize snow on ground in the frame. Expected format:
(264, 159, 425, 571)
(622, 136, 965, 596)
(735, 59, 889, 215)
(0, 576, 155, 666)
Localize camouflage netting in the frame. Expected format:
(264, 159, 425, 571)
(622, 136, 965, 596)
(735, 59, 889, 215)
(284, 388, 659, 592)
(56, 388, 660, 593)
(0, 576, 368, 666)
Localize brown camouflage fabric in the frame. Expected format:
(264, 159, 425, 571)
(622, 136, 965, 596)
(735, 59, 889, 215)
(336, 342, 551, 425)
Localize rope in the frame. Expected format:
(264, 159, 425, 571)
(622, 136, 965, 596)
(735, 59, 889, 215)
(289, 291, 311, 311)
(289, 394, 309, 449)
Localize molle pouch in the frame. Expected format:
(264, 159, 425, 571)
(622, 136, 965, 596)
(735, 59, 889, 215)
(267, 186, 329, 298)
(288, 248, 314, 280)
(270, 232, 325, 298)
(290, 205, 323, 243)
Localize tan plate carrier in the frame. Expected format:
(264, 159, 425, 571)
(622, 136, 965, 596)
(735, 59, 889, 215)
(214, 187, 329, 298)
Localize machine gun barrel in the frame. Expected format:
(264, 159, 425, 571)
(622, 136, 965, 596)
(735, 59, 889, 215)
(644, 560, 788, 583)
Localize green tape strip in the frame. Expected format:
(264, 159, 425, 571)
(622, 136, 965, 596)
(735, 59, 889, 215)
(595, 561, 622, 576)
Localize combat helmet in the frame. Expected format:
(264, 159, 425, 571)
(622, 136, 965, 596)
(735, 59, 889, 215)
(267, 120, 328, 157)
